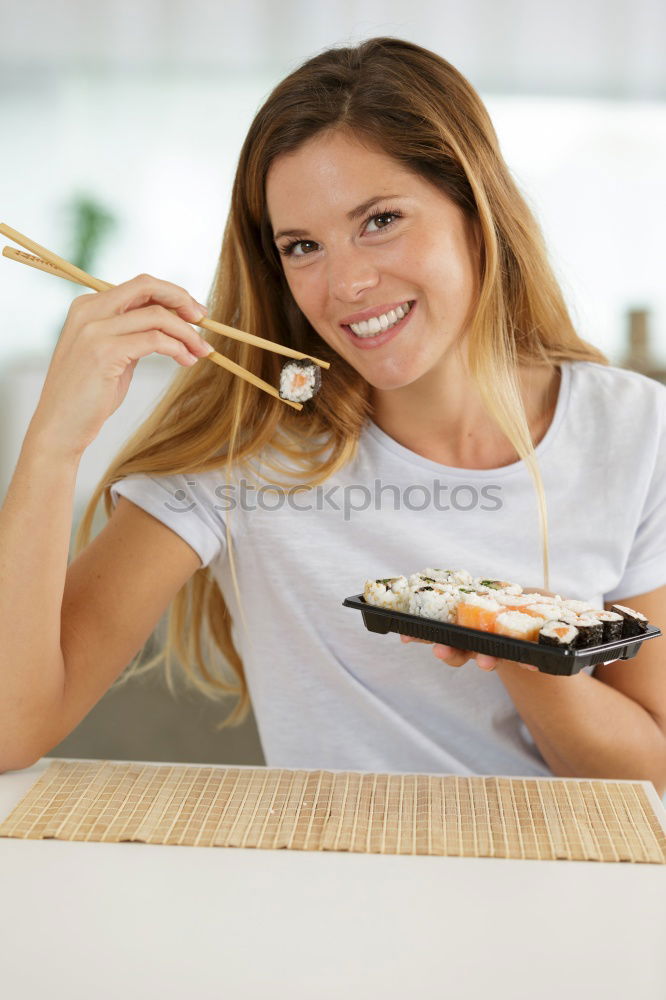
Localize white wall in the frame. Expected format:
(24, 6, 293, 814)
(1, 77, 664, 368)
(1, 0, 665, 505)
(3, 0, 665, 97)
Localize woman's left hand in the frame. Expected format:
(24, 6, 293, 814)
(399, 635, 539, 672)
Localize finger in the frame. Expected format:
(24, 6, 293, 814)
(432, 644, 470, 668)
(400, 635, 431, 644)
(474, 654, 498, 672)
(112, 330, 205, 368)
(82, 305, 213, 359)
(73, 273, 207, 325)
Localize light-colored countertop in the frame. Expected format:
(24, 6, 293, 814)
(1, 758, 665, 1000)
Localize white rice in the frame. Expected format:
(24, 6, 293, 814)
(562, 598, 596, 614)
(523, 601, 564, 620)
(363, 576, 410, 612)
(494, 592, 543, 608)
(495, 610, 546, 636)
(421, 567, 473, 586)
(458, 592, 501, 612)
(409, 586, 459, 622)
(279, 362, 318, 402)
(473, 578, 523, 596)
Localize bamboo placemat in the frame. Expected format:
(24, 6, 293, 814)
(1, 760, 664, 863)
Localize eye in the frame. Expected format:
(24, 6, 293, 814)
(364, 211, 401, 234)
(279, 239, 320, 257)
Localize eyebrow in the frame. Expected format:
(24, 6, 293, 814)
(273, 194, 402, 242)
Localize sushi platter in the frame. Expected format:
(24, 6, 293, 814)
(343, 568, 661, 676)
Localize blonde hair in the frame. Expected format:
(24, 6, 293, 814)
(75, 37, 607, 726)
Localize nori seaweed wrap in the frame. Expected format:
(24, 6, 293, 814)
(590, 610, 624, 642)
(573, 616, 604, 647)
(539, 620, 579, 648)
(611, 604, 649, 638)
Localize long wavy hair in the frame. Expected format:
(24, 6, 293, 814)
(74, 37, 607, 726)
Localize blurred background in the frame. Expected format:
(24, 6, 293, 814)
(1, 0, 664, 767)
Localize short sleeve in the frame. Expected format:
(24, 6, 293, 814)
(604, 388, 666, 602)
(110, 471, 226, 570)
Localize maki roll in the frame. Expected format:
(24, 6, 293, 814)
(423, 567, 474, 586)
(539, 620, 579, 648)
(587, 610, 624, 642)
(279, 359, 322, 402)
(523, 601, 565, 621)
(409, 586, 458, 622)
(572, 615, 604, 647)
(610, 604, 649, 638)
(495, 610, 546, 641)
(476, 579, 523, 596)
(494, 592, 544, 609)
(456, 593, 502, 632)
(562, 598, 595, 615)
(363, 576, 410, 612)
(408, 571, 442, 588)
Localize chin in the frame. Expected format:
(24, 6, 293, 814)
(357, 369, 422, 392)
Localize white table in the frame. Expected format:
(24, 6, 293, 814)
(1, 758, 665, 1000)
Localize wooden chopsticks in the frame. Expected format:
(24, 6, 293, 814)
(1, 223, 331, 412)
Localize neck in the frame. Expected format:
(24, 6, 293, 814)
(370, 353, 561, 470)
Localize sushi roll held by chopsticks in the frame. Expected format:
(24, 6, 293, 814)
(279, 359, 322, 403)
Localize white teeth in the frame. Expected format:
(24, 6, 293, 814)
(348, 301, 412, 338)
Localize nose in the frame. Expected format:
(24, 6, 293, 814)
(326, 245, 379, 302)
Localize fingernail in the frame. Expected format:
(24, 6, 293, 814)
(201, 341, 215, 355)
(433, 644, 448, 657)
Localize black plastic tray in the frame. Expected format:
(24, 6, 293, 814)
(343, 595, 662, 676)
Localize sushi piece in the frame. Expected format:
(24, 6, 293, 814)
(408, 571, 442, 588)
(586, 610, 624, 642)
(539, 620, 579, 648)
(494, 592, 544, 609)
(562, 598, 595, 615)
(523, 601, 565, 621)
(423, 568, 474, 586)
(409, 586, 458, 622)
(610, 604, 649, 638)
(363, 576, 410, 612)
(279, 359, 322, 402)
(553, 608, 581, 626)
(476, 579, 523, 595)
(456, 593, 501, 632)
(572, 615, 604, 647)
(494, 610, 546, 641)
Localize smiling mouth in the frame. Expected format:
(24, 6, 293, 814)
(344, 300, 414, 338)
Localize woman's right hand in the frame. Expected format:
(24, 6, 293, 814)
(28, 273, 214, 460)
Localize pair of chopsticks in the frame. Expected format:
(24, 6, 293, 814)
(0, 223, 330, 412)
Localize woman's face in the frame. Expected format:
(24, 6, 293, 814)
(265, 129, 480, 391)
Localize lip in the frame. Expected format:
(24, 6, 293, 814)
(339, 300, 413, 326)
(341, 300, 416, 350)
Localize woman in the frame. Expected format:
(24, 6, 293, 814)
(1, 38, 664, 788)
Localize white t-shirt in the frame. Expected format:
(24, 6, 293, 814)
(111, 362, 666, 776)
